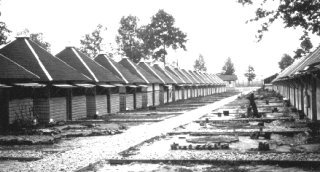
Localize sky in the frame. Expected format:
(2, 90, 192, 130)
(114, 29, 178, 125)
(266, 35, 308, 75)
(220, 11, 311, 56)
(1, 0, 319, 82)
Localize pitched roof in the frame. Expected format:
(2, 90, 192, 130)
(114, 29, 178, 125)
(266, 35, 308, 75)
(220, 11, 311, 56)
(202, 72, 216, 85)
(175, 68, 193, 84)
(0, 53, 40, 81)
(181, 69, 199, 84)
(197, 72, 210, 84)
(165, 66, 186, 84)
(191, 71, 206, 84)
(119, 58, 161, 84)
(264, 73, 278, 84)
(286, 47, 320, 77)
(94, 54, 145, 84)
(212, 74, 225, 85)
(217, 74, 238, 81)
(209, 73, 222, 85)
(187, 70, 202, 84)
(0, 37, 91, 82)
(138, 62, 166, 84)
(153, 64, 177, 84)
(56, 48, 123, 83)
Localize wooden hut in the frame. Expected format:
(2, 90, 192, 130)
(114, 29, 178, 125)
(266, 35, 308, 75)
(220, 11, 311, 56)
(0, 53, 41, 130)
(190, 71, 206, 96)
(212, 73, 226, 93)
(165, 66, 187, 101)
(183, 70, 201, 98)
(119, 58, 161, 108)
(95, 54, 146, 112)
(0, 37, 91, 124)
(273, 47, 320, 121)
(138, 62, 168, 105)
(153, 64, 178, 103)
(56, 48, 124, 117)
(175, 68, 194, 99)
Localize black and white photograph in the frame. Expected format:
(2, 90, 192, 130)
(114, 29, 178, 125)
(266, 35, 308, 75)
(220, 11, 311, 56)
(0, 0, 320, 171)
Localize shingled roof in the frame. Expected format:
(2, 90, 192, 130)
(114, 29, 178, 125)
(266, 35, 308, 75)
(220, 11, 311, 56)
(202, 72, 216, 85)
(165, 66, 186, 84)
(0, 53, 39, 81)
(119, 58, 161, 84)
(197, 71, 211, 84)
(0, 37, 90, 82)
(153, 64, 177, 84)
(56, 48, 123, 83)
(209, 73, 222, 85)
(175, 68, 193, 84)
(181, 69, 199, 84)
(138, 62, 166, 84)
(94, 54, 145, 84)
(191, 71, 206, 84)
(211, 74, 225, 85)
(217, 74, 238, 81)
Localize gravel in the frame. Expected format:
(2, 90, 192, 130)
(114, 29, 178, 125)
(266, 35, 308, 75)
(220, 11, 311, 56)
(1, 90, 252, 172)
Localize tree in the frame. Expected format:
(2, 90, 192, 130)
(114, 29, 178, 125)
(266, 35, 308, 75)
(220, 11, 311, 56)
(116, 15, 145, 63)
(293, 35, 313, 59)
(193, 54, 207, 72)
(278, 54, 294, 71)
(0, 4, 11, 46)
(17, 29, 51, 51)
(238, 0, 319, 58)
(222, 57, 235, 75)
(141, 9, 187, 64)
(244, 65, 256, 85)
(80, 24, 106, 58)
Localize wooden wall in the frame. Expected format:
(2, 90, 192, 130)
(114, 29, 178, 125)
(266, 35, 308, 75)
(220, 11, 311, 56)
(136, 92, 142, 109)
(126, 94, 134, 110)
(50, 97, 66, 121)
(110, 94, 119, 113)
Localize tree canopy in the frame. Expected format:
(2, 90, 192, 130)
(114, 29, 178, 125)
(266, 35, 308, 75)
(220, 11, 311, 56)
(222, 57, 235, 75)
(244, 65, 256, 85)
(238, 0, 319, 58)
(278, 54, 294, 71)
(193, 54, 207, 72)
(141, 9, 187, 64)
(0, 5, 11, 46)
(116, 10, 187, 64)
(17, 29, 51, 51)
(80, 24, 106, 58)
(116, 15, 146, 63)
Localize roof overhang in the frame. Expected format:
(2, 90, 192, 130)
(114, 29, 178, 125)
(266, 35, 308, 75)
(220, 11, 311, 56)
(15, 83, 46, 87)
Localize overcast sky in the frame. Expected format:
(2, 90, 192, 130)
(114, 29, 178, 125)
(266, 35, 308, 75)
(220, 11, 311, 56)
(1, 0, 319, 81)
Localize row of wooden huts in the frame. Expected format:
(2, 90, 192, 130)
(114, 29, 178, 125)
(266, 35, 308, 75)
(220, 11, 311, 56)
(271, 45, 320, 121)
(0, 37, 226, 129)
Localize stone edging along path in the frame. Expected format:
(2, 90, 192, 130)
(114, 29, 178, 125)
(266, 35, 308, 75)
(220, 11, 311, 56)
(3, 90, 254, 172)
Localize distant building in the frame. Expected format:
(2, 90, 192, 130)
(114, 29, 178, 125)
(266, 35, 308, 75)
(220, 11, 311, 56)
(217, 74, 238, 87)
